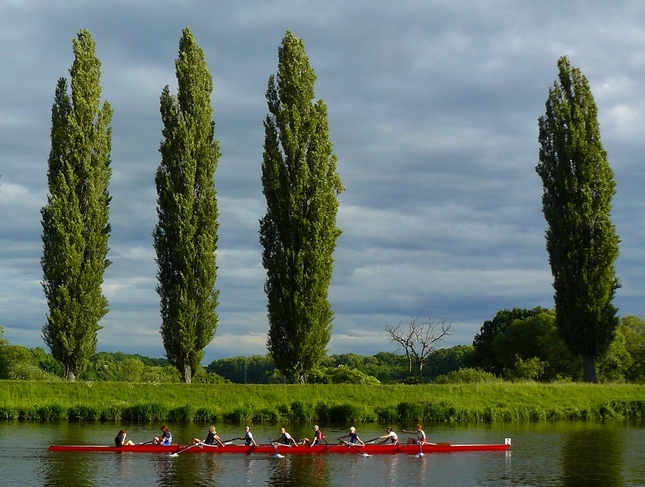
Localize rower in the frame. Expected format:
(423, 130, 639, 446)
(377, 426, 398, 444)
(242, 426, 258, 447)
(337, 426, 364, 446)
(272, 427, 297, 447)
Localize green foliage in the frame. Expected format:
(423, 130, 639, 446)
(0, 342, 62, 381)
(433, 368, 501, 384)
(323, 353, 410, 382)
(192, 367, 229, 384)
(505, 355, 548, 381)
(6, 363, 61, 381)
(154, 27, 220, 383)
(260, 30, 344, 383)
(425, 345, 475, 377)
(120, 358, 145, 382)
(140, 365, 182, 383)
(472, 308, 547, 375)
(491, 309, 579, 381)
(41, 28, 112, 381)
(207, 350, 470, 384)
(536, 56, 620, 382)
(207, 355, 274, 383)
(193, 407, 220, 422)
(306, 367, 331, 384)
(471, 307, 589, 381)
(290, 401, 315, 421)
(0, 344, 34, 378)
(330, 365, 380, 384)
(31, 347, 64, 376)
(619, 315, 645, 382)
(596, 327, 631, 383)
(125, 403, 169, 422)
(2, 382, 645, 423)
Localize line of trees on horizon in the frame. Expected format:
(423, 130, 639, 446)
(1, 309, 644, 384)
(24, 26, 626, 385)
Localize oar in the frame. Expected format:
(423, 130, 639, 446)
(221, 437, 239, 444)
(342, 441, 371, 457)
(364, 437, 381, 444)
(270, 439, 293, 449)
(169, 443, 198, 457)
(137, 440, 154, 445)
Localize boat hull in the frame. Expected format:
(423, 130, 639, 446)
(49, 440, 510, 455)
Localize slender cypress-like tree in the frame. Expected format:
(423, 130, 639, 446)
(260, 31, 344, 383)
(154, 27, 220, 383)
(536, 56, 620, 383)
(41, 29, 112, 381)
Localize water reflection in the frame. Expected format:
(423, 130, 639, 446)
(5, 421, 645, 485)
(561, 426, 624, 487)
(43, 423, 95, 487)
(267, 454, 331, 486)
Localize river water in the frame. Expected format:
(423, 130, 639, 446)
(0, 420, 644, 486)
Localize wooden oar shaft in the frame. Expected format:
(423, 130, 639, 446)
(171, 443, 197, 456)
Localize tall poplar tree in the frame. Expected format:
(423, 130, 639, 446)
(41, 29, 112, 381)
(154, 27, 220, 383)
(536, 56, 620, 383)
(260, 31, 344, 383)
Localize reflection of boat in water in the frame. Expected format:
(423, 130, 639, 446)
(49, 438, 511, 455)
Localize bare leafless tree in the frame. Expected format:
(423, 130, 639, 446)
(385, 317, 453, 377)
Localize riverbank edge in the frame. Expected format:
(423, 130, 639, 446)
(1, 381, 644, 422)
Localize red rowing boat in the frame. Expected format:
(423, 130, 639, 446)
(49, 439, 511, 455)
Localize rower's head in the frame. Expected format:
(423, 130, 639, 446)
(245, 426, 250, 432)
(313, 425, 319, 430)
(385, 427, 392, 432)
(349, 427, 355, 433)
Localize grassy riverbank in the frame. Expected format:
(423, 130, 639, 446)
(1, 381, 644, 423)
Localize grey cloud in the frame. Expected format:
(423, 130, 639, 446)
(1, 1, 644, 363)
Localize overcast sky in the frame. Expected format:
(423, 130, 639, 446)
(1, 1, 644, 364)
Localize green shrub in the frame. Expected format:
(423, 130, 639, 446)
(124, 403, 169, 422)
(68, 405, 102, 421)
(38, 404, 68, 420)
(7, 363, 62, 381)
(0, 407, 20, 420)
(223, 406, 253, 423)
(433, 368, 500, 384)
(374, 406, 398, 423)
(330, 365, 380, 384)
(194, 407, 220, 422)
(327, 403, 361, 422)
(306, 368, 330, 384)
(168, 405, 195, 422)
(251, 407, 280, 423)
(397, 402, 425, 421)
(290, 401, 315, 421)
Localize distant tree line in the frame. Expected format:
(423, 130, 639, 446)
(2, 308, 645, 384)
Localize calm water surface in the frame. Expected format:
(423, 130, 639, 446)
(0, 421, 644, 486)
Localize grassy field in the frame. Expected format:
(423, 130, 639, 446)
(1, 381, 644, 423)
